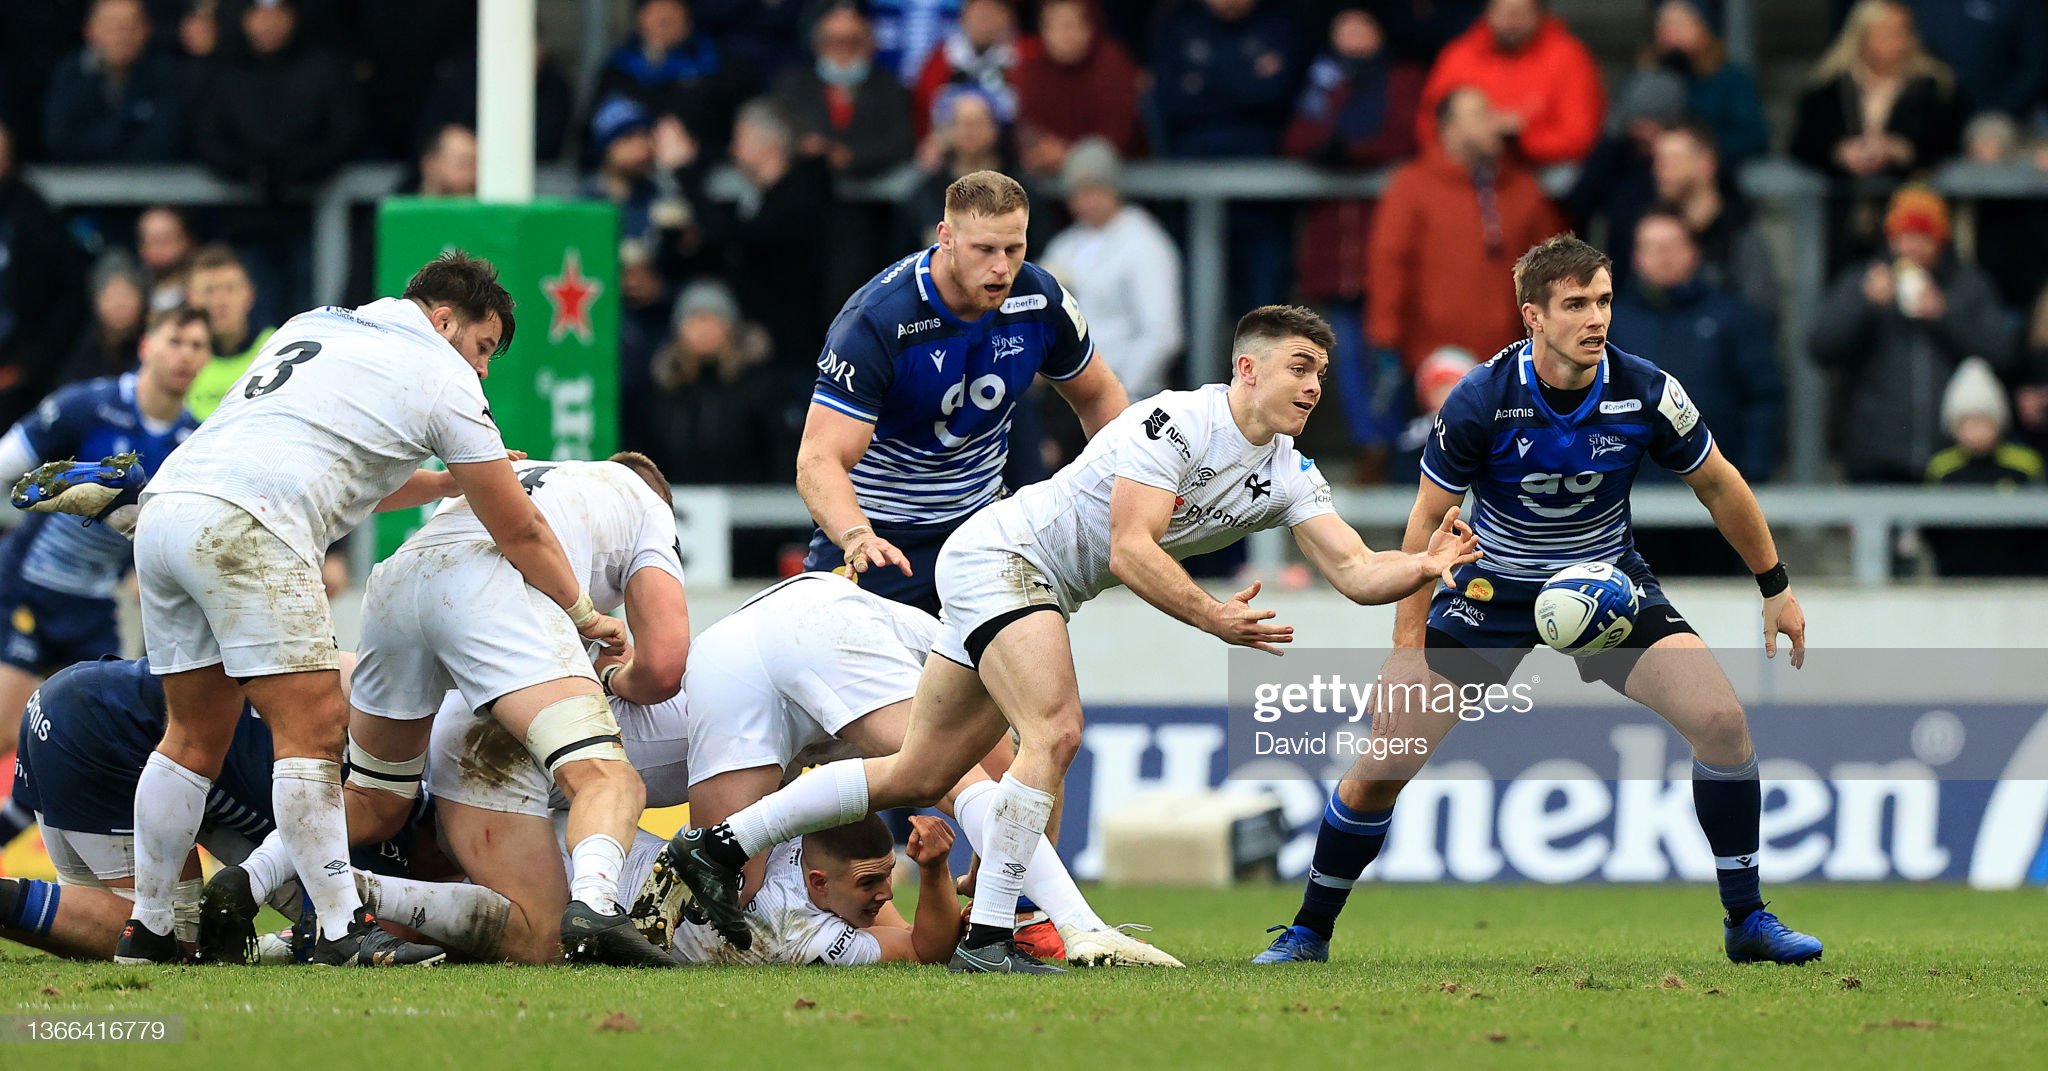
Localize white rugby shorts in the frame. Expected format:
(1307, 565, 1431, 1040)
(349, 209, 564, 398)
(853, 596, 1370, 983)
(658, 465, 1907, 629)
(930, 511, 1065, 669)
(350, 541, 596, 722)
(134, 492, 338, 677)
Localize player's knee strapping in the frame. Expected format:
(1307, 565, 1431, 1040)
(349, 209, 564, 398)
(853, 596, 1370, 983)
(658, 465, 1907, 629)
(344, 737, 426, 800)
(0, 877, 61, 936)
(523, 694, 628, 778)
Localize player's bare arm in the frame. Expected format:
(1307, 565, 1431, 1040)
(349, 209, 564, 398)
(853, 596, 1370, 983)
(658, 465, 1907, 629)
(1292, 508, 1480, 606)
(868, 815, 962, 964)
(1107, 476, 1293, 654)
(444, 457, 627, 648)
(1681, 445, 1807, 667)
(372, 450, 529, 513)
(600, 566, 689, 705)
(1048, 354, 1131, 438)
(796, 403, 913, 577)
(1391, 478, 1468, 647)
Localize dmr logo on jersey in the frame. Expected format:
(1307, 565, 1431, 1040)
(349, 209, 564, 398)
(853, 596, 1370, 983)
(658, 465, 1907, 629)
(1143, 408, 1191, 459)
(1057, 706, 2048, 886)
(817, 349, 856, 393)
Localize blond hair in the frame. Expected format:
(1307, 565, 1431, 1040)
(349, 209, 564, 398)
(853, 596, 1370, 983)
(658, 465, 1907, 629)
(1809, 0, 1951, 90)
(944, 170, 1030, 221)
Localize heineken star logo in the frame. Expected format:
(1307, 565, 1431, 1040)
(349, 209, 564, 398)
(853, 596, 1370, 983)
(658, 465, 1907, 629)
(542, 249, 602, 344)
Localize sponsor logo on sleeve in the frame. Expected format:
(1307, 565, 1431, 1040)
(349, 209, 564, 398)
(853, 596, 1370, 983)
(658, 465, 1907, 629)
(1000, 294, 1048, 313)
(817, 349, 857, 392)
(1059, 287, 1089, 339)
(1142, 408, 1192, 459)
(1658, 374, 1699, 435)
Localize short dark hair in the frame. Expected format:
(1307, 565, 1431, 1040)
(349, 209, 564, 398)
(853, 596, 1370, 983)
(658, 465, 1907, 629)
(402, 250, 517, 356)
(187, 243, 246, 276)
(1233, 304, 1337, 358)
(146, 305, 210, 335)
(608, 450, 671, 507)
(803, 815, 895, 867)
(1664, 117, 1720, 158)
(1513, 233, 1612, 310)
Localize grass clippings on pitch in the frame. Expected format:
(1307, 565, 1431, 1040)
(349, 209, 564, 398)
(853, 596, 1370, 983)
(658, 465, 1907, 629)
(4, 883, 2044, 1070)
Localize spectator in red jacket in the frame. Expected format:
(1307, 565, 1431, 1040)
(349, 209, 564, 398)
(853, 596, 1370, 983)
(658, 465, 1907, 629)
(1417, 0, 1604, 166)
(1369, 86, 1566, 376)
(911, 0, 1031, 141)
(1014, 0, 1142, 178)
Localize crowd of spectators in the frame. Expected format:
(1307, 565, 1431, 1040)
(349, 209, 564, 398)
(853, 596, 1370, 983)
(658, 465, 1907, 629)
(6, 0, 2048, 576)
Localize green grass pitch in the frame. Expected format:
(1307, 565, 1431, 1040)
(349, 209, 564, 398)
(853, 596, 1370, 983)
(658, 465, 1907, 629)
(4, 883, 2044, 1069)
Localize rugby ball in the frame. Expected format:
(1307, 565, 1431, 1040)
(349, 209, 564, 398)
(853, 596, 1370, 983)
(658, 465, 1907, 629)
(1534, 562, 1638, 657)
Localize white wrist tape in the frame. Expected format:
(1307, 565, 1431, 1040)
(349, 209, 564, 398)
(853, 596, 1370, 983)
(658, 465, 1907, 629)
(567, 591, 599, 628)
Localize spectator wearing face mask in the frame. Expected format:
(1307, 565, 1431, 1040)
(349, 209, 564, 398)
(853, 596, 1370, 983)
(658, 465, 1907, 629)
(774, 1, 915, 178)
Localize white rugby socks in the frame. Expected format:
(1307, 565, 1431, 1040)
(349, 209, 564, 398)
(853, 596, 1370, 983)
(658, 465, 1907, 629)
(568, 834, 626, 915)
(132, 752, 210, 937)
(358, 872, 511, 960)
(272, 758, 360, 942)
(966, 774, 1057, 931)
(238, 830, 292, 903)
(954, 779, 1106, 932)
(727, 759, 871, 857)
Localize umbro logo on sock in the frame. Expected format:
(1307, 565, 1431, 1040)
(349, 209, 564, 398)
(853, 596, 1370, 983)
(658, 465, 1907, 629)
(1003, 862, 1027, 877)
(323, 860, 349, 875)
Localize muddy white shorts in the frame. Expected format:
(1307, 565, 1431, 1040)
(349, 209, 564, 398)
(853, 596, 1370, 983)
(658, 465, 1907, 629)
(134, 492, 337, 678)
(422, 690, 557, 818)
(351, 541, 595, 722)
(930, 512, 1066, 669)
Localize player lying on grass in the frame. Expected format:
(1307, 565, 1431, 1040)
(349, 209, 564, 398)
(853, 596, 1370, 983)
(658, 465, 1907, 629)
(1254, 235, 1819, 967)
(661, 305, 1481, 973)
(0, 307, 209, 852)
(218, 454, 690, 967)
(622, 814, 962, 966)
(0, 656, 462, 962)
(633, 570, 1174, 967)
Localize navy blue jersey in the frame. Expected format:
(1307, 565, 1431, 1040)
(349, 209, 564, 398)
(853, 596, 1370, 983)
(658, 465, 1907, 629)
(1421, 341, 1715, 585)
(14, 657, 269, 837)
(15, 656, 420, 873)
(810, 248, 1095, 525)
(0, 374, 196, 599)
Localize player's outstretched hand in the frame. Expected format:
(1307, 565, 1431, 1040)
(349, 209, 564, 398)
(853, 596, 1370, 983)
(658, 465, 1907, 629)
(1418, 506, 1482, 578)
(905, 814, 954, 868)
(579, 611, 629, 651)
(1763, 589, 1806, 669)
(1208, 580, 1293, 655)
(845, 532, 914, 578)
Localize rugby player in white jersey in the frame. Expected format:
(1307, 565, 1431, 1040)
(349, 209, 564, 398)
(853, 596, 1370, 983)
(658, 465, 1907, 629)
(116, 252, 628, 966)
(635, 570, 1181, 967)
(662, 306, 1483, 971)
(236, 453, 688, 966)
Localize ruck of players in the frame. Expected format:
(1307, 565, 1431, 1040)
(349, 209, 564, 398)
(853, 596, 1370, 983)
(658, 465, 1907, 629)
(2, 170, 1820, 974)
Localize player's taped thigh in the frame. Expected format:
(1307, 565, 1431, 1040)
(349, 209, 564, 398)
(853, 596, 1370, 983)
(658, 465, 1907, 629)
(345, 736, 425, 800)
(523, 694, 629, 778)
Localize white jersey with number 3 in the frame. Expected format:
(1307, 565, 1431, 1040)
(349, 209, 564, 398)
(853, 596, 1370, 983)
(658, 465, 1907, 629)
(408, 459, 682, 614)
(145, 298, 506, 566)
(984, 384, 1336, 609)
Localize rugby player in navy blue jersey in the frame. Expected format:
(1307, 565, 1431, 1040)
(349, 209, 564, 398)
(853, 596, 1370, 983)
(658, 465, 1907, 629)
(797, 169, 1130, 615)
(1254, 235, 1821, 967)
(0, 307, 208, 850)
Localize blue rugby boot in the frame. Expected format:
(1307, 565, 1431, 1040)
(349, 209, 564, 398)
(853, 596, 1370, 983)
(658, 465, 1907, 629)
(1251, 924, 1329, 964)
(1725, 905, 1823, 965)
(11, 452, 147, 530)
